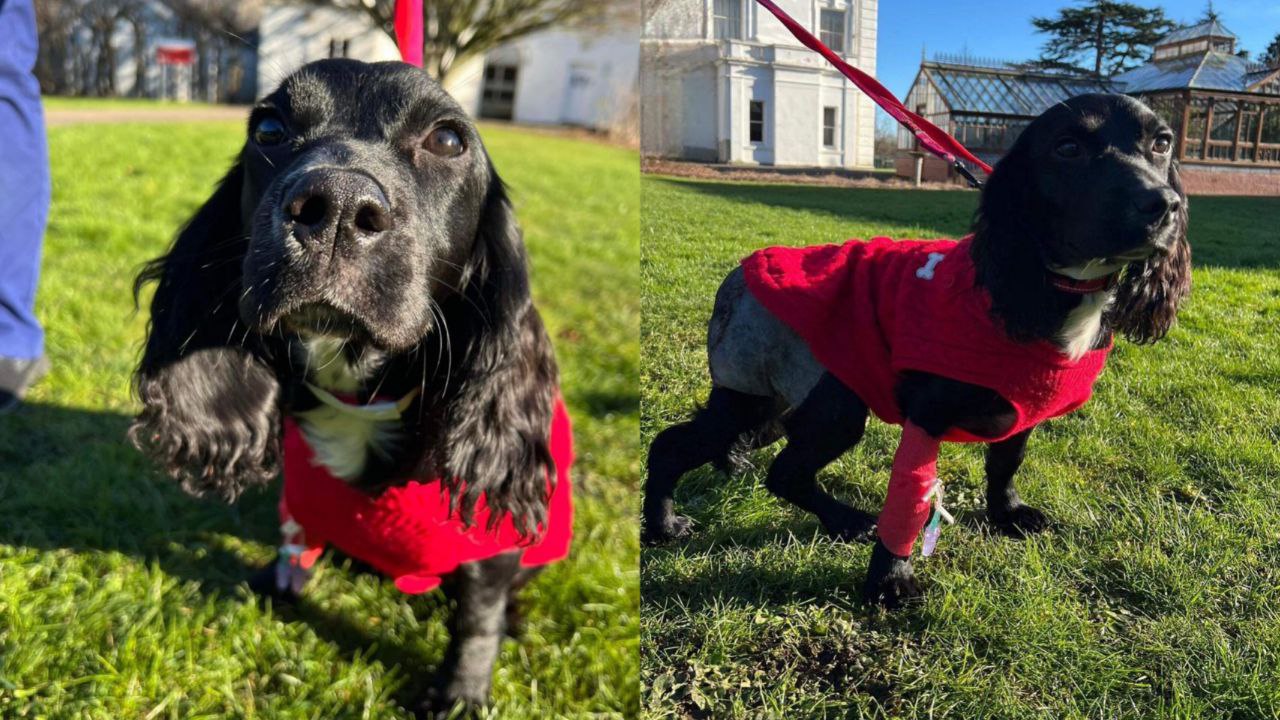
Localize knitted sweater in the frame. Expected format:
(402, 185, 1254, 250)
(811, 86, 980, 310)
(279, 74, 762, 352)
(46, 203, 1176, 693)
(279, 396, 574, 593)
(741, 236, 1110, 443)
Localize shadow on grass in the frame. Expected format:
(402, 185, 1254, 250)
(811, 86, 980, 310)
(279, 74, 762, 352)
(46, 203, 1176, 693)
(577, 388, 640, 418)
(652, 176, 1280, 269)
(0, 401, 453, 709)
(652, 177, 975, 239)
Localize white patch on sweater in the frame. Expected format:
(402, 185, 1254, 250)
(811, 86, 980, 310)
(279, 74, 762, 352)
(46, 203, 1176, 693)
(1058, 291, 1112, 361)
(293, 336, 400, 481)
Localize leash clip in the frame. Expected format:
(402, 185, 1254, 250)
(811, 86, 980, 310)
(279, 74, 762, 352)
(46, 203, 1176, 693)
(921, 479, 955, 557)
(952, 161, 984, 189)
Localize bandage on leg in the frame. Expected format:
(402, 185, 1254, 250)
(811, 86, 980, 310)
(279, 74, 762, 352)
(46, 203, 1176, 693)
(877, 421, 942, 558)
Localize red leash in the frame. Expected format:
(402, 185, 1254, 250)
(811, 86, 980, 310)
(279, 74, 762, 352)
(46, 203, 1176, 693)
(394, 0, 424, 67)
(753, 0, 991, 187)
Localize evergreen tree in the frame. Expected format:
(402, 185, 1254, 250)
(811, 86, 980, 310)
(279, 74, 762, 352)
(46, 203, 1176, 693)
(1264, 32, 1280, 66)
(1031, 1, 1174, 78)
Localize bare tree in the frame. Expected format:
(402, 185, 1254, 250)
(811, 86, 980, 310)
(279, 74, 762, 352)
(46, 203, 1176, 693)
(312, 0, 636, 81)
(162, 0, 263, 100)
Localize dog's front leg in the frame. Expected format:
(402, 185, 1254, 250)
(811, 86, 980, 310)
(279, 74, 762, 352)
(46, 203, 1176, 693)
(984, 428, 1049, 536)
(421, 552, 522, 718)
(863, 422, 940, 608)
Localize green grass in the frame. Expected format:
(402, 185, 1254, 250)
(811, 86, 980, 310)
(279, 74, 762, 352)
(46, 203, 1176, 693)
(640, 176, 1280, 719)
(0, 121, 639, 718)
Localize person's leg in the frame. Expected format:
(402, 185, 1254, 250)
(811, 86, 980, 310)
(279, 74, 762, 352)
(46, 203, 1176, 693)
(0, 0, 51, 409)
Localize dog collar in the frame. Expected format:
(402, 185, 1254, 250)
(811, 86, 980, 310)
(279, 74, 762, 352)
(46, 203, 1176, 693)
(1046, 270, 1118, 294)
(1046, 258, 1126, 295)
(303, 381, 421, 420)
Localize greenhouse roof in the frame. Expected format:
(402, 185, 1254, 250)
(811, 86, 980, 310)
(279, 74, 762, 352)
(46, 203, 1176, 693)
(922, 62, 1112, 116)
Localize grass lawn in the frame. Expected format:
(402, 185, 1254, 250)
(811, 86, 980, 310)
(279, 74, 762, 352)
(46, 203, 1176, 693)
(0, 120, 639, 718)
(641, 176, 1280, 719)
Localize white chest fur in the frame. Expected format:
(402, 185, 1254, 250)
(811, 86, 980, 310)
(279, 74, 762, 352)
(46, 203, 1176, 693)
(1058, 291, 1112, 361)
(296, 399, 401, 481)
(293, 336, 403, 481)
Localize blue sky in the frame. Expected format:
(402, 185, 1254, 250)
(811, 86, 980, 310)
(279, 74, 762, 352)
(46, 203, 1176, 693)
(874, 0, 1280, 130)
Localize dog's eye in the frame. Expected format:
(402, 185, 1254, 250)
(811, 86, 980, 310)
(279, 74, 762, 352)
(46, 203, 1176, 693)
(424, 126, 465, 157)
(1054, 138, 1081, 158)
(252, 115, 287, 146)
(1152, 135, 1173, 154)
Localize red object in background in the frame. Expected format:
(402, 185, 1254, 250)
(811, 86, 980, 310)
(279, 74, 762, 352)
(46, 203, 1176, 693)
(394, 0, 424, 67)
(155, 43, 195, 66)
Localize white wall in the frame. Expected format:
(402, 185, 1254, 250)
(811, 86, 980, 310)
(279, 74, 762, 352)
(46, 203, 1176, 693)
(448, 27, 639, 131)
(256, 3, 400, 98)
(642, 0, 877, 168)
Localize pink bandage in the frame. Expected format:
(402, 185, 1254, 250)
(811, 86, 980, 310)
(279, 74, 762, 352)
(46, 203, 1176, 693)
(877, 422, 942, 557)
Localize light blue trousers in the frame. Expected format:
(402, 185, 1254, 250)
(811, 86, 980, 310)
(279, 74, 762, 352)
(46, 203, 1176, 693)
(0, 0, 49, 359)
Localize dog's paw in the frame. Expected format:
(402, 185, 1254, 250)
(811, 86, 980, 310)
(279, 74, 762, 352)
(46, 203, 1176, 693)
(415, 686, 486, 720)
(988, 502, 1050, 538)
(862, 540, 923, 609)
(821, 506, 877, 543)
(246, 561, 307, 604)
(641, 514, 694, 545)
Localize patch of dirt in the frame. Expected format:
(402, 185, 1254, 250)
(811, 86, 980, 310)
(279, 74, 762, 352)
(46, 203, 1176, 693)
(45, 107, 250, 126)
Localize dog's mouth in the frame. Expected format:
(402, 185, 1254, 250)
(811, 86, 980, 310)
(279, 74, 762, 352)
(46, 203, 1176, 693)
(280, 302, 372, 342)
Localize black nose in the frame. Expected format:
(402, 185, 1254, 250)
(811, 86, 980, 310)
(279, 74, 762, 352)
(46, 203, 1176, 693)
(1131, 188, 1181, 224)
(283, 169, 392, 248)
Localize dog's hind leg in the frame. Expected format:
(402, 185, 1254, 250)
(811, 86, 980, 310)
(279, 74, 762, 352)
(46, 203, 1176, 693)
(422, 552, 523, 718)
(765, 373, 876, 542)
(643, 386, 779, 544)
(715, 415, 787, 477)
(984, 428, 1049, 536)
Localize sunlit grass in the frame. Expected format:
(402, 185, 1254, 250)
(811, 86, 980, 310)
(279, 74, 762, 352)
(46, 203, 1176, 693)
(641, 175, 1280, 719)
(0, 118, 639, 719)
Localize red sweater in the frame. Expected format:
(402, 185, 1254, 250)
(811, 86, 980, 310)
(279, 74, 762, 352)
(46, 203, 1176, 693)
(279, 397, 574, 593)
(741, 236, 1110, 443)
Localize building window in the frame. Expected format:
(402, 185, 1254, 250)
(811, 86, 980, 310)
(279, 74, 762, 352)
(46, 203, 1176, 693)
(479, 63, 519, 120)
(819, 9, 846, 52)
(823, 106, 838, 147)
(749, 99, 765, 143)
(328, 39, 351, 58)
(713, 0, 743, 40)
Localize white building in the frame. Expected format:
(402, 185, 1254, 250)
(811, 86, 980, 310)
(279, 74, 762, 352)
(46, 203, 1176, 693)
(255, 3, 638, 134)
(642, 0, 877, 167)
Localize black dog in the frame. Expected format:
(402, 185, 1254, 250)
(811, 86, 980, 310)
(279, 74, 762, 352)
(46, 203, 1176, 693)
(644, 94, 1191, 607)
(131, 60, 562, 715)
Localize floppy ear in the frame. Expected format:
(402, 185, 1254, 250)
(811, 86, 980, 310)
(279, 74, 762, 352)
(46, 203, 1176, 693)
(969, 140, 1063, 342)
(435, 174, 558, 537)
(1107, 160, 1191, 344)
(130, 163, 283, 500)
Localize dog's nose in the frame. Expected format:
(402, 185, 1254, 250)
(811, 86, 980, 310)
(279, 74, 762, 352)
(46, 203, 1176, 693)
(283, 169, 392, 248)
(1131, 188, 1181, 224)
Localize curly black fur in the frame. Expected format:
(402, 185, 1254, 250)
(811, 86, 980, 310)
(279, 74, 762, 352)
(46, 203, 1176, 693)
(130, 164, 284, 500)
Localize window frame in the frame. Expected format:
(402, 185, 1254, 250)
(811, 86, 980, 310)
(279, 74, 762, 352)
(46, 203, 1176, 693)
(749, 99, 766, 144)
(822, 105, 838, 148)
(713, 0, 744, 41)
(818, 8, 847, 54)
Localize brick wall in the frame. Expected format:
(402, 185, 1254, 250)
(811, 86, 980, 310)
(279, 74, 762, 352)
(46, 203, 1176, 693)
(1179, 167, 1280, 196)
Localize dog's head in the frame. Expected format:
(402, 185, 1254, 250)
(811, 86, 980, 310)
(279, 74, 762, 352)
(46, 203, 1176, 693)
(133, 60, 555, 533)
(972, 93, 1191, 343)
(238, 59, 512, 350)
